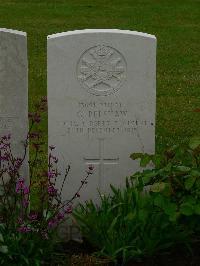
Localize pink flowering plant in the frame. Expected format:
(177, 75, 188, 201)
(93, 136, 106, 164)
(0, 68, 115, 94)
(0, 97, 93, 264)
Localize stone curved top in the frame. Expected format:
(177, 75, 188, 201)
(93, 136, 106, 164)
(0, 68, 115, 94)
(47, 29, 156, 40)
(0, 28, 26, 36)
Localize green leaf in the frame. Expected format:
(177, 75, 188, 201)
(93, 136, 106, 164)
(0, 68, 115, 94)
(0, 224, 5, 230)
(184, 176, 196, 190)
(0, 245, 8, 254)
(130, 153, 143, 160)
(154, 194, 166, 208)
(43, 209, 52, 220)
(180, 203, 194, 216)
(164, 202, 177, 217)
(140, 154, 152, 167)
(142, 171, 158, 184)
(108, 216, 119, 232)
(189, 137, 200, 150)
(125, 212, 135, 221)
(168, 211, 179, 222)
(194, 204, 200, 215)
(21, 255, 29, 265)
(184, 196, 196, 205)
(110, 184, 119, 195)
(163, 163, 172, 172)
(151, 182, 166, 192)
(176, 166, 191, 172)
(0, 186, 4, 196)
(190, 170, 200, 177)
(142, 175, 151, 184)
(138, 209, 148, 222)
(0, 233, 4, 243)
(195, 179, 200, 189)
(152, 154, 163, 167)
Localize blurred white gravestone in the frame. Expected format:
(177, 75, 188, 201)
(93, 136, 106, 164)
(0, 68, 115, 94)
(0, 28, 28, 178)
(48, 29, 156, 205)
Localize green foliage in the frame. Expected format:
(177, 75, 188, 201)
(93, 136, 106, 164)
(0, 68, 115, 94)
(0, 97, 92, 265)
(0, 223, 53, 265)
(130, 138, 200, 232)
(73, 139, 200, 264)
(73, 185, 188, 265)
(0, 227, 69, 265)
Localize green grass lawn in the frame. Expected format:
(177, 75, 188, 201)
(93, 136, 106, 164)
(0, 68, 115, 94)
(0, 0, 199, 152)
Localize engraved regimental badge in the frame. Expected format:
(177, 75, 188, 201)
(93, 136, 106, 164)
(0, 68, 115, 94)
(77, 45, 127, 96)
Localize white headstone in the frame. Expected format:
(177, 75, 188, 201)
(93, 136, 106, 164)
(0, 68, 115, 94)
(48, 29, 156, 203)
(0, 28, 28, 177)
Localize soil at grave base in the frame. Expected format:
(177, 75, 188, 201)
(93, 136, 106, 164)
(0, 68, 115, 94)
(54, 240, 200, 266)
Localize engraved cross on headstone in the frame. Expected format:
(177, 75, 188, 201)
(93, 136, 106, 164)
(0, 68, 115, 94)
(84, 138, 119, 190)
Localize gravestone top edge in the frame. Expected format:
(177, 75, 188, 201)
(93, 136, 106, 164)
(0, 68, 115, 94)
(47, 29, 156, 40)
(0, 28, 26, 36)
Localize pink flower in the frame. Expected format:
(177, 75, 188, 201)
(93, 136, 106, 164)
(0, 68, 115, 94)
(16, 178, 25, 193)
(65, 205, 73, 214)
(48, 219, 57, 229)
(48, 171, 55, 179)
(15, 158, 22, 169)
(48, 185, 57, 196)
(28, 213, 38, 221)
(17, 225, 31, 233)
(56, 212, 65, 221)
(23, 186, 30, 195)
(0, 155, 9, 161)
(22, 199, 29, 208)
(0, 143, 9, 150)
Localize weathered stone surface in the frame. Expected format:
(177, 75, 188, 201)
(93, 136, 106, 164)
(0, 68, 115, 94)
(48, 29, 156, 203)
(0, 28, 28, 177)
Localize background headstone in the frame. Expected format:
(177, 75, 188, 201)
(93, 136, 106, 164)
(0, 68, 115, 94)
(0, 28, 28, 178)
(48, 29, 156, 204)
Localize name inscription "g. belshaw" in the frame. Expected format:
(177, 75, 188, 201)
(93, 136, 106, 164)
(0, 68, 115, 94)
(62, 101, 154, 136)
